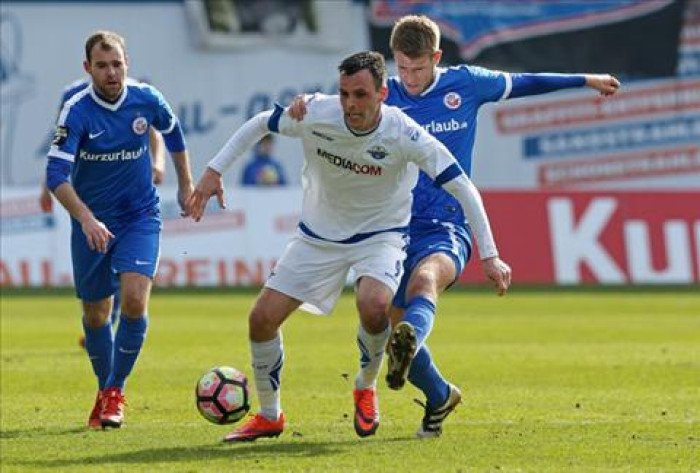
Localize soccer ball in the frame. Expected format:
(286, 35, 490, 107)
(195, 366, 250, 424)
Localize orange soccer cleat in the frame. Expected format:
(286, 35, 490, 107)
(353, 388, 379, 437)
(100, 387, 126, 428)
(223, 412, 285, 443)
(87, 390, 103, 429)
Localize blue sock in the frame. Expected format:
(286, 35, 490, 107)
(408, 344, 450, 409)
(110, 292, 121, 326)
(402, 296, 436, 347)
(83, 318, 114, 390)
(106, 314, 148, 390)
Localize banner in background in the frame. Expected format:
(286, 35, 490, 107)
(2, 188, 698, 288)
(370, 0, 686, 78)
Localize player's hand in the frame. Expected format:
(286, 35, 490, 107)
(80, 217, 114, 254)
(39, 186, 53, 213)
(288, 94, 311, 121)
(585, 74, 621, 97)
(177, 182, 195, 217)
(481, 256, 511, 296)
(186, 167, 226, 222)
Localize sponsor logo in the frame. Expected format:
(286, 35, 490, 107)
(311, 130, 334, 141)
(79, 145, 147, 162)
(444, 92, 462, 110)
(135, 259, 151, 265)
(52, 126, 69, 146)
(132, 116, 148, 135)
(88, 130, 105, 139)
(423, 118, 468, 134)
(367, 145, 389, 160)
(316, 148, 382, 176)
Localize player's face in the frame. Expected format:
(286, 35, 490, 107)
(394, 50, 441, 96)
(84, 45, 128, 101)
(339, 69, 387, 132)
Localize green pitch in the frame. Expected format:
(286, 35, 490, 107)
(1, 289, 698, 472)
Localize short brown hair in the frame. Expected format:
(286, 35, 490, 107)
(389, 15, 440, 58)
(84, 31, 126, 62)
(338, 51, 387, 91)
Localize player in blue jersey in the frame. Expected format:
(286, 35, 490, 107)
(45, 31, 193, 429)
(41, 80, 168, 331)
(40, 78, 167, 345)
(289, 14, 620, 438)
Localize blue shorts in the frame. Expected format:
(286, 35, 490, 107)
(71, 212, 161, 302)
(392, 218, 472, 309)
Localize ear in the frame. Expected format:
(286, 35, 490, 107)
(83, 60, 90, 75)
(378, 84, 388, 102)
(432, 50, 442, 66)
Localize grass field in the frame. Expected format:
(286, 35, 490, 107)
(1, 289, 698, 472)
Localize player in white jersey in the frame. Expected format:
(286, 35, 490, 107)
(186, 51, 510, 442)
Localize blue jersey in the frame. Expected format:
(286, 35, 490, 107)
(386, 65, 508, 224)
(48, 79, 179, 224)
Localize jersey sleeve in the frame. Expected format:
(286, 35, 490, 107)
(47, 104, 85, 163)
(274, 93, 327, 138)
(466, 65, 510, 103)
(148, 85, 179, 134)
(399, 113, 460, 180)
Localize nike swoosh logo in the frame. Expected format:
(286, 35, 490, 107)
(118, 347, 139, 354)
(135, 260, 151, 265)
(89, 130, 105, 139)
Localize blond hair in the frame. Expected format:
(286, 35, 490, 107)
(389, 15, 441, 58)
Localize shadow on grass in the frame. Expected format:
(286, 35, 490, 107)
(0, 426, 86, 439)
(8, 434, 418, 468)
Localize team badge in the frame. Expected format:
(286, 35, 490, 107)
(52, 126, 69, 146)
(444, 92, 462, 110)
(367, 145, 388, 160)
(406, 127, 420, 142)
(132, 116, 148, 135)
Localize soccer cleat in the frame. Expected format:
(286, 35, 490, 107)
(353, 388, 379, 437)
(415, 384, 462, 439)
(88, 391, 103, 429)
(100, 387, 126, 428)
(223, 412, 285, 443)
(385, 322, 417, 390)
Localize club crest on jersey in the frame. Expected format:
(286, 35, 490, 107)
(52, 126, 69, 146)
(132, 116, 148, 135)
(444, 92, 462, 110)
(367, 145, 388, 160)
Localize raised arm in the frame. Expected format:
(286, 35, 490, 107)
(186, 110, 273, 221)
(509, 72, 620, 99)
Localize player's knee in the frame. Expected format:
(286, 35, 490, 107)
(357, 296, 391, 333)
(121, 291, 148, 316)
(249, 304, 282, 339)
(407, 269, 439, 298)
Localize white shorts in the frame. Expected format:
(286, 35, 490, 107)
(265, 232, 407, 315)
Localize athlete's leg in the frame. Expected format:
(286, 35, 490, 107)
(82, 298, 114, 390)
(353, 276, 393, 437)
(401, 253, 456, 405)
(354, 276, 393, 388)
(248, 287, 301, 421)
(106, 272, 151, 390)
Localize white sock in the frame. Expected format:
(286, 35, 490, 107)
(355, 324, 390, 390)
(250, 333, 283, 421)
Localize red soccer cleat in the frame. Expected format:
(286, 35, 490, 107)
(100, 387, 126, 428)
(223, 412, 285, 443)
(88, 390, 103, 429)
(353, 388, 379, 437)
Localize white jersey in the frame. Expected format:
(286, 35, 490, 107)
(274, 94, 456, 242)
(208, 93, 498, 258)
